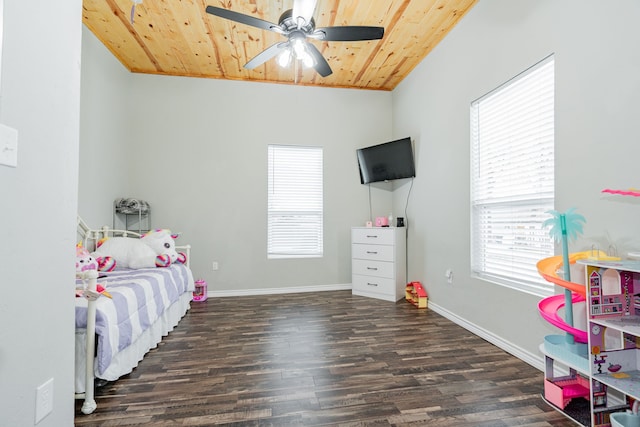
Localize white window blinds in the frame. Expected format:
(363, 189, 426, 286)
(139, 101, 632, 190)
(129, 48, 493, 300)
(470, 55, 555, 295)
(268, 144, 323, 258)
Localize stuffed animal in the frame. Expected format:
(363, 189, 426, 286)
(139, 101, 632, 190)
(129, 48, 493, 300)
(92, 229, 186, 270)
(76, 244, 99, 273)
(96, 254, 116, 272)
(76, 244, 111, 298)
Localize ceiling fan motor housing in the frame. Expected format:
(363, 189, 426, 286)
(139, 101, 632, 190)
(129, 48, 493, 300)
(279, 9, 316, 33)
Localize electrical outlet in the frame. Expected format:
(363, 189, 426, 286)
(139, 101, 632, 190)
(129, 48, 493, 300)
(35, 378, 54, 424)
(212, 261, 219, 271)
(445, 269, 453, 284)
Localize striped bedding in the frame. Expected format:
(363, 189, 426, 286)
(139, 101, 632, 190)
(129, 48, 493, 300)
(75, 263, 194, 377)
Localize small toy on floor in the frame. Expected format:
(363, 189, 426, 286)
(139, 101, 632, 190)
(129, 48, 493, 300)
(405, 281, 427, 309)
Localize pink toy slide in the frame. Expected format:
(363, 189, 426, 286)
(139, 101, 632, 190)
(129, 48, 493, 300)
(537, 293, 588, 343)
(536, 251, 600, 344)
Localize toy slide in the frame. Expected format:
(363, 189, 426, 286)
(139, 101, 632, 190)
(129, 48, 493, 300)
(536, 251, 595, 297)
(538, 293, 588, 343)
(536, 250, 610, 343)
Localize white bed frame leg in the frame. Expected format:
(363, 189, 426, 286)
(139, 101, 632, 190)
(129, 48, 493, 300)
(80, 270, 98, 415)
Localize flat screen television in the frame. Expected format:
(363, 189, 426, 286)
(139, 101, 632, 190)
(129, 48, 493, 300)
(357, 137, 415, 184)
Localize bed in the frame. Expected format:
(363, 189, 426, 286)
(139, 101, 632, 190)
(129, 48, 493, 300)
(75, 217, 194, 414)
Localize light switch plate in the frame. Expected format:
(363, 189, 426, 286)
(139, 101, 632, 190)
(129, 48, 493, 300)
(0, 123, 18, 167)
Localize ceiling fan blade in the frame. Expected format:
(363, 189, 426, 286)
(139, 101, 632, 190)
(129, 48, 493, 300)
(205, 6, 279, 33)
(316, 26, 384, 42)
(244, 42, 289, 70)
(305, 42, 332, 77)
(292, 0, 317, 26)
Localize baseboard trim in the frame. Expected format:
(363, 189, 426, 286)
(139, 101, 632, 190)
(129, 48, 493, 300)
(207, 283, 352, 298)
(427, 301, 544, 371)
(206, 285, 544, 372)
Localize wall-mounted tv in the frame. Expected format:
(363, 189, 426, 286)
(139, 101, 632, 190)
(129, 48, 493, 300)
(357, 137, 415, 184)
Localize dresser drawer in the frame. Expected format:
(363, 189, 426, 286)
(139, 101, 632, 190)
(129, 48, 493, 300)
(351, 243, 394, 261)
(352, 274, 396, 296)
(351, 227, 395, 245)
(352, 258, 394, 278)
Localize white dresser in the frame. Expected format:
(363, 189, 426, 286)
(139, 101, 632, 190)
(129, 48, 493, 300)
(351, 227, 406, 302)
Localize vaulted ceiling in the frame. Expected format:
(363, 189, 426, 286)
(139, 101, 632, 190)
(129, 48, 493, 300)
(82, 0, 477, 91)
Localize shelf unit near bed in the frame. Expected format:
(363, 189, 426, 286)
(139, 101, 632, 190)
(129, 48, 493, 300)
(113, 198, 151, 234)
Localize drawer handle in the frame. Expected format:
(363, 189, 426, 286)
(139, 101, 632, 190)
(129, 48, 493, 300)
(367, 282, 378, 287)
(366, 235, 378, 238)
(366, 251, 378, 254)
(366, 267, 378, 271)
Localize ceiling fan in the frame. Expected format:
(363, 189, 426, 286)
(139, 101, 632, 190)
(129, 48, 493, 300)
(205, 0, 384, 77)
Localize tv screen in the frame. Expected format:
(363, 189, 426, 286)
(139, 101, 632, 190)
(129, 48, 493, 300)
(357, 137, 415, 184)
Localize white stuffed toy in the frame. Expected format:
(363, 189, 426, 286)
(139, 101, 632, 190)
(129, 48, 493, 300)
(92, 229, 186, 270)
(76, 244, 111, 298)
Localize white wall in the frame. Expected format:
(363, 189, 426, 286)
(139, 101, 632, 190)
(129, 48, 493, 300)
(0, 1, 82, 426)
(78, 26, 133, 226)
(392, 0, 640, 365)
(79, 31, 394, 291)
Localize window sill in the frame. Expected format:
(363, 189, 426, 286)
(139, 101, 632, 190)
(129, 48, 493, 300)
(473, 272, 554, 298)
(268, 254, 323, 260)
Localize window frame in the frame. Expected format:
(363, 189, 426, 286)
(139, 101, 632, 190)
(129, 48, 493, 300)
(267, 144, 324, 259)
(470, 55, 555, 297)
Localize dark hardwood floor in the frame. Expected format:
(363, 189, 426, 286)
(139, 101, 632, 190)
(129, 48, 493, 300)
(75, 291, 576, 426)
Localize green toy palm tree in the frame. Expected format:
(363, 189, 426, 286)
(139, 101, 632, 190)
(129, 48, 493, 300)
(543, 208, 586, 345)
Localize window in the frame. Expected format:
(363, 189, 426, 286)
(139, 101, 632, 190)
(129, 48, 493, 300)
(268, 144, 323, 259)
(471, 55, 555, 296)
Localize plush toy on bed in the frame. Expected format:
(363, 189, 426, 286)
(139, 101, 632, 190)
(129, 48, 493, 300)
(92, 229, 187, 270)
(75, 244, 111, 298)
(76, 244, 99, 275)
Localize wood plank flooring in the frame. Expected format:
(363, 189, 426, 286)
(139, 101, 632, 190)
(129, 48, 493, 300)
(75, 291, 576, 426)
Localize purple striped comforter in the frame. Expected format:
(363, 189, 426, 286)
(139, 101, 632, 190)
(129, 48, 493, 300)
(75, 264, 193, 375)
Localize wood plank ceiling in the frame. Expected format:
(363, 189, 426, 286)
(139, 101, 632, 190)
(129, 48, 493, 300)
(82, 0, 477, 91)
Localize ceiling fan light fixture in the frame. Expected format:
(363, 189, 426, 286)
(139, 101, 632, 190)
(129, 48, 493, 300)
(301, 51, 315, 68)
(277, 49, 292, 67)
(292, 38, 306, 57)
(288, 37, 314, 69)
